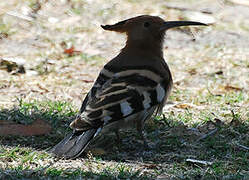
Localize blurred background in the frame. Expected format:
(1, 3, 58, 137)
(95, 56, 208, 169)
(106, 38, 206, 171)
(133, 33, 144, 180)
(0, 0, 248, 109)
(0, 0, 248, 179)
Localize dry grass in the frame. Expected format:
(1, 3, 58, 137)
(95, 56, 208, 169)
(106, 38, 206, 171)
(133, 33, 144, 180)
(0, 0, 249, 179)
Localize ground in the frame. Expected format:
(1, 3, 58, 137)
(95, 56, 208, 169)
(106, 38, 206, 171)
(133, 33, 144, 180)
(0, 0, 249, 179)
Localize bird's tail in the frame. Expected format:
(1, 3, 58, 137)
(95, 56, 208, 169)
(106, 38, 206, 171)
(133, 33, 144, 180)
(50, 128, 98, 159)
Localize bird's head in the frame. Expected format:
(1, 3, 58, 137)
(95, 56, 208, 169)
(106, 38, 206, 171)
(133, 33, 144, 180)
(101, 15, 207, 52)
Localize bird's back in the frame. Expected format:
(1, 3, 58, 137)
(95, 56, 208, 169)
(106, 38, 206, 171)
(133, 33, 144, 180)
(70, 49, 173, 132)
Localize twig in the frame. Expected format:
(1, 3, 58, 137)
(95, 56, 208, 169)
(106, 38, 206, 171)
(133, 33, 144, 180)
(197, 128, 218, 141)
(186, 158, 213, 166)
(164, 5, 190, 11)
(236, 143, 249, 151)
(6, 11, 34, 21)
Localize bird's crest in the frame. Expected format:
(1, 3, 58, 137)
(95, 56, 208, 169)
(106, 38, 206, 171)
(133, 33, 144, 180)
(101, 19, 128, 32)
(101, 15, 164, 33)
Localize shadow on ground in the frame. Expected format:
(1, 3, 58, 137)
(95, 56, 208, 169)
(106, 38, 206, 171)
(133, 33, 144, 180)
(0, 104, 249, 179)
(1, 105, 248, 162)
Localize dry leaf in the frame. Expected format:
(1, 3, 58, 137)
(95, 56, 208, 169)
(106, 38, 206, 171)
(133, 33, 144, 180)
(215, 70, 223, 75)
(224, 85, 242, 91)
(0, 119, 52, 136)
(0, 120, 15, 125)
(174, 103, 193, 109)
(82, 79, 94, 83)
(0, 57, 26, 74)
(89, 148, 107, 156)
(37, 83, 49, 92)
(63, 46, 81, 56)
(0, 33, 8, 39)
(188, 68, 197, 75)
(143, 164, 158, 169)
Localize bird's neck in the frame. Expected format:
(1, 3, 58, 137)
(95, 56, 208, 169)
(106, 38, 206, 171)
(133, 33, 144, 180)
(122, 39, 164, 58)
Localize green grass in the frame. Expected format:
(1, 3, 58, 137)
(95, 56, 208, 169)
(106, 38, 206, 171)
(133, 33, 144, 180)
(0, 166, 147, 180)
(1, 0, 249, 179)
(0, 97, 248, 179)
(0, 98, 77, 126)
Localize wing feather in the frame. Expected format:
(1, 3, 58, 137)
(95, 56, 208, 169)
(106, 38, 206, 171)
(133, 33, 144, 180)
(71, 69, 167, 131)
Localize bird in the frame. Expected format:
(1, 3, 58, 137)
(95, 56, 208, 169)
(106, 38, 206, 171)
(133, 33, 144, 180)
(50, 15, 207, 159)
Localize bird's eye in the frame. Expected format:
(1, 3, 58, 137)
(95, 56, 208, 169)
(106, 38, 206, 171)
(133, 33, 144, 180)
(144, 22, 150, 28)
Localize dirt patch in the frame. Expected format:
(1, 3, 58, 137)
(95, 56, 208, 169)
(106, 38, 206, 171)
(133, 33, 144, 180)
(0, 0, 248, 179)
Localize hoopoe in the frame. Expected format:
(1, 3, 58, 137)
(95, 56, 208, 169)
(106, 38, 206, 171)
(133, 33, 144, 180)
(50, 15, 207, 158)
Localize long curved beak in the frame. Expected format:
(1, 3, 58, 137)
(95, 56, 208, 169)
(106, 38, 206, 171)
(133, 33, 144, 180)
(160, 21, 208, 31)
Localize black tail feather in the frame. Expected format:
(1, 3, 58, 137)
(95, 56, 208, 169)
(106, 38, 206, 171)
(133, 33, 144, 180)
(50, 128, 98, 159)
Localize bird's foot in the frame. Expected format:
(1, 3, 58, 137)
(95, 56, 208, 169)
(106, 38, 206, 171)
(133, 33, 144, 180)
(139, 131, 154, 150)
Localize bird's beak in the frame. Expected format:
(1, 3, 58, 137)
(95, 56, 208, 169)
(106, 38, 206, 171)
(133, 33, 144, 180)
(160, 21, 208, 31)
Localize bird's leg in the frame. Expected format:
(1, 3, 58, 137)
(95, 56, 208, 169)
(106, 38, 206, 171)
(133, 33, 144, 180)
(139, 130, 149, 149)
(136, 119, 150, 149)
(115, 130, 121, 143)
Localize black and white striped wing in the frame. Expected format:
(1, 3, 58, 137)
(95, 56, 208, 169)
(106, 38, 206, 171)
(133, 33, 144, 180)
(70, 67, 170, 131)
